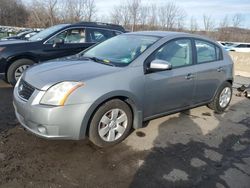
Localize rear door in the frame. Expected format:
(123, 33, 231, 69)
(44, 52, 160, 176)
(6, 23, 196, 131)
(193, 39, 227, 103)
(144, 38, 196, 118)
(41, 28, 91, 61)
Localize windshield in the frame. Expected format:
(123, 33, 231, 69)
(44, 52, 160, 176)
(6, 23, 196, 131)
(29, 24, 69, 41)
(83, 34, 160, 66)
(17, 31, 30, 37)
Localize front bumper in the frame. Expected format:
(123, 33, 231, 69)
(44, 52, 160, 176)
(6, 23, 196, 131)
(13, 84, 92, 140)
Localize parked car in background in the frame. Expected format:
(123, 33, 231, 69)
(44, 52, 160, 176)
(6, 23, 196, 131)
(217, 41, 234, 47)
(0, 22, 125, 85)
(13, 31, 234, 147)
(0, 30, 40, 41)
(227, 43, 250, 53)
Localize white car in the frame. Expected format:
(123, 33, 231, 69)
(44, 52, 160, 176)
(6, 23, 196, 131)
(228, 43, 250, 53)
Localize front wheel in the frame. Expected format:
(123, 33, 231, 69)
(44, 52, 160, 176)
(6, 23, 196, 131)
(207, 82, 232, 113)
(89, 99, 133, 147)
(7, 59, 34, 86)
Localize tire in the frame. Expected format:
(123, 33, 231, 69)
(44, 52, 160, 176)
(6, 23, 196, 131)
(89, 99, 133, 147)
(207, 82, 232, 113)
(7, 58, 35, 86)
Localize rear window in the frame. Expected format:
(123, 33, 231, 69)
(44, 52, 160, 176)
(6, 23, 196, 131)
(195, 40, 222, 63)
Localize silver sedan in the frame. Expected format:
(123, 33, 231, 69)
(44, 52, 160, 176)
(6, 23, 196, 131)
(13, 31, 234, 147)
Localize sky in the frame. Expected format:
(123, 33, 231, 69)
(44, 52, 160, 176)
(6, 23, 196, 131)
(24, 0, 250, 28)
(95, 0, 250, 28)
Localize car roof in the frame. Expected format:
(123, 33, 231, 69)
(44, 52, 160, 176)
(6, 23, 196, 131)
(126, 31, 188, 37)
(71, 22, 125, 32)
(125, 31, 220, 45)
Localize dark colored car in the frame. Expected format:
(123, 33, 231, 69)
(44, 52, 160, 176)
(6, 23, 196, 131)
(1, 30, 40, 41)
(0, 22, 125, 85)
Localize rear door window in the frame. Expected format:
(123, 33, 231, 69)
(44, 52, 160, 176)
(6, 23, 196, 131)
(87, 29, 115, 43)
(195, 40, 221, 63)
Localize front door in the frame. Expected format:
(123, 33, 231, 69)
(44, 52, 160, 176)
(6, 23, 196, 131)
(144, 38, 196, 118)
(41, 28, 91, 61)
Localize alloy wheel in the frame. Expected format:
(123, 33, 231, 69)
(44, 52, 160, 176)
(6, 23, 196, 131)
(98, 108, 128, 142)
(219, 87, 232, 108)
(14, 65, 30, 81)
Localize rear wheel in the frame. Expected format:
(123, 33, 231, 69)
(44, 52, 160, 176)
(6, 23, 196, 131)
(207, 82, 232, 113)
(89, 99, 133, 147)
(7, 59, 34, 86)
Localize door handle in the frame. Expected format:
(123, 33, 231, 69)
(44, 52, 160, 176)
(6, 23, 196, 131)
(185, 73, 195, 80)
(217, 67, 223, 72)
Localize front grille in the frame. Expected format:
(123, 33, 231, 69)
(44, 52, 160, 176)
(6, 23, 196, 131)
(18, 79, 35, 101)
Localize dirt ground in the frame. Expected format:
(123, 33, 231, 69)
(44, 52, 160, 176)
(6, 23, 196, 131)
(0, 77, 250, 188)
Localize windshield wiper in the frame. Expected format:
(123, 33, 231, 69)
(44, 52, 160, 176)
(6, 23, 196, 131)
(84, 56, 115, 67)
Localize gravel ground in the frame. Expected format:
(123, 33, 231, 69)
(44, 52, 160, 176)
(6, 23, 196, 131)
(0, 77, 249, 188)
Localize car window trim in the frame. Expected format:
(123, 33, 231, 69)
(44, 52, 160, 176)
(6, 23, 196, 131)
(43, 26, 123, 45)
(144, 37, 194, 74)
(193, 37, 224, 65)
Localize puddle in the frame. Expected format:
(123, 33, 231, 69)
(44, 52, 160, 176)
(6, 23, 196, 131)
(136, 131, 146, 137)
(239, 117, 250, 127)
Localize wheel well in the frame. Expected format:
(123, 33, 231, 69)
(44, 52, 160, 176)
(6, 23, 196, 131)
(5, 56, 37, 75)
(85, 96, 134, 137)
(226, 79, 233, 85)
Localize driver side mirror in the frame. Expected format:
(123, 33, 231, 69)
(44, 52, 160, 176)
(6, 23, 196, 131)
(53, 38, 64, 48)
(148, 59, 172, 72)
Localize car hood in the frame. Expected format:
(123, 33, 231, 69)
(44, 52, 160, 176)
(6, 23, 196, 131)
(0, 39, 30, 45)
(22, 60, 121, 90)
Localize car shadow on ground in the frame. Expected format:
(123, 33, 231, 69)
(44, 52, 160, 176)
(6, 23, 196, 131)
(0, 82, 16, 133)
(129, 98, 250, 188)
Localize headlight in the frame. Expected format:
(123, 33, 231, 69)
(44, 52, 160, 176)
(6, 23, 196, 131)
(0, 47, 6, 52)
(40, 81, 84, 106)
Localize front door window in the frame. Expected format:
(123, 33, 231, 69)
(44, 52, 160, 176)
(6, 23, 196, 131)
(152, 39, 193, 68)
(47, 28, 86, 44)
